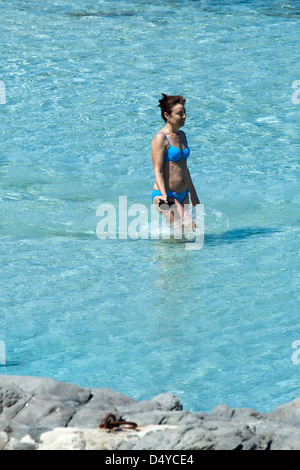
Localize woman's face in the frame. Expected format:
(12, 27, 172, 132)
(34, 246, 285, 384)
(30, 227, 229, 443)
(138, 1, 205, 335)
(165, 103, 186, 128)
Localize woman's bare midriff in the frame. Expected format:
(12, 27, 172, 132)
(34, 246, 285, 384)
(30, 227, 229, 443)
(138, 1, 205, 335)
(153, 159, 189, 193)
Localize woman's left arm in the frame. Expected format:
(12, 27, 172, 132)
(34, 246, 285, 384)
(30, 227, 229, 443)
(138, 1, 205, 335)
(181, 131, 200, 206)
(187, 168, 200, 206)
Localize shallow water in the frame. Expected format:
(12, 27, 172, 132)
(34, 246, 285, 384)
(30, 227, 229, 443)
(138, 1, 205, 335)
(0, 0, 299, 412)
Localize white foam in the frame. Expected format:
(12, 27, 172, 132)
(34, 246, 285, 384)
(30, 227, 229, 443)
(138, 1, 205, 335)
(203, 206, 229, 233)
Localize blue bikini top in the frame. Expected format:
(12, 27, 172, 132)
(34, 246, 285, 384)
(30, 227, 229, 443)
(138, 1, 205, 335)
(159, 132, 190, 162)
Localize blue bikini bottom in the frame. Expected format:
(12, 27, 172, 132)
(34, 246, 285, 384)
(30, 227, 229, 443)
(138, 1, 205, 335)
(152, 189, 189, 204)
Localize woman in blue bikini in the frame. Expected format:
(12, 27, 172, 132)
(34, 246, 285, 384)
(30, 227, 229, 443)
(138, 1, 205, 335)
(152, 94, 200, 224)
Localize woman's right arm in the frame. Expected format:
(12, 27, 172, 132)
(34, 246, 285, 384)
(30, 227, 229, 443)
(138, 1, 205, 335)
(151, 134, 168, 202)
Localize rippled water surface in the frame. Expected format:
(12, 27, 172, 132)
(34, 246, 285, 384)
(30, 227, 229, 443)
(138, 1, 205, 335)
(0, 0, 299, 412)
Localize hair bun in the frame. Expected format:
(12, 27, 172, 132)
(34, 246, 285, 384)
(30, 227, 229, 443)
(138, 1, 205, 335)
(158, 93, 168, 108)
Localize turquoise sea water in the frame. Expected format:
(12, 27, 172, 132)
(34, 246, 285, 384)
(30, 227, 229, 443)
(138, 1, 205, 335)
(0, 0, 299, 413)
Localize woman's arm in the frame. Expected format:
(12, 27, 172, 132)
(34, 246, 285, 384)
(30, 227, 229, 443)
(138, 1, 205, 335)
(180, 131, 200, 206)
(151, 134, 168, 202)
(187, 168, 200, 206)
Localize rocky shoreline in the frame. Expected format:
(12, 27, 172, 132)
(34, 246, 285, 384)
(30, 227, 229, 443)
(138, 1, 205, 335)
(1, 374, 300, 450)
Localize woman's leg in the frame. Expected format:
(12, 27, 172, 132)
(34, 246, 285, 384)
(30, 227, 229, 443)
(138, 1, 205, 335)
(179, 193, 197, 232)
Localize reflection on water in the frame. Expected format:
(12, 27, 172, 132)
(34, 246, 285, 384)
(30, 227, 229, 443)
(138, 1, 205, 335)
(205, 226, 280, 246)
(69, 11, 137, 18)
(151, 240, 195, 298)
(191, 0, 300, 18)
(0, 362, 22, 368)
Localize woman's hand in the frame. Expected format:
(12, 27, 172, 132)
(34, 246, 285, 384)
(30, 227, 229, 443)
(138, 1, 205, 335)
(190, 193, 200, 206)
(158, 196, 168, 205)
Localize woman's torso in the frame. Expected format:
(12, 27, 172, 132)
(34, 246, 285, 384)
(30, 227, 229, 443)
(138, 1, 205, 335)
(153, 130, 190, 192)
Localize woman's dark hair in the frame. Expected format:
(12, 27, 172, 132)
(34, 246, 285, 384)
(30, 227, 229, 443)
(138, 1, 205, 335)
(158, 94, 186, 122)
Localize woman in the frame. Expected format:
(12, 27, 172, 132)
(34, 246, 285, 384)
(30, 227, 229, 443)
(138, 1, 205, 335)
(151, 94, 200, 225)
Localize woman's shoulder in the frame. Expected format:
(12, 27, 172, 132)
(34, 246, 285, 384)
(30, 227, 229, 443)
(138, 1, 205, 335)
(152, 130, 168, 146)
